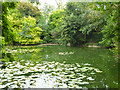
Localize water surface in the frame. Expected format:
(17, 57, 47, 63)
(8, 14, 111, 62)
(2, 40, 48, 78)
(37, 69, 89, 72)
(0, 45, 118, 88)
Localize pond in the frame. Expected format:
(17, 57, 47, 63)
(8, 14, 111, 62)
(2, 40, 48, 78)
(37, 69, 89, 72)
(0, 45, 118, 88)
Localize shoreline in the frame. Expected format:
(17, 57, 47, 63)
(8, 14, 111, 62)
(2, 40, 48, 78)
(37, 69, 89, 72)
(5, 43, 106, 48)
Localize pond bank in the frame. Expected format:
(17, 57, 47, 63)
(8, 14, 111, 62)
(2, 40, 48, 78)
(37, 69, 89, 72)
(5, 43, 109, 49)
(6, 43, 59, 46)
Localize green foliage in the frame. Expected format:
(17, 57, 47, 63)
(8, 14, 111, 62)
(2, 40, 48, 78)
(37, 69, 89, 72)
(0, 36, 5, 49)
(7, 8, 22, 43)
(37, 15, 46, 30)
(60, 13, 86, 46)
(36, 4, 54, 43)
(46, 2, 105, 46)
(96, 2, 119, 57)
(2, 2, 18, 44)
(1, 1, 119, 58)
(17, 16, 43, 44)
(42, 3, 54, 21)
(48, 9, 65, 41)
(17, 2, 41, 20)
(7, 6, 43, 45)
(57, 3, 91, 46)
(0, 36, 5, 59)
(1, 2, 18, 62)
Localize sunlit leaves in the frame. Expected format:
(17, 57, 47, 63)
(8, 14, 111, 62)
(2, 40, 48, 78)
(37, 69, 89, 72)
(12, 16, 43, 44)
(2, 2, 18, 44)
(4, 2, 43, 45)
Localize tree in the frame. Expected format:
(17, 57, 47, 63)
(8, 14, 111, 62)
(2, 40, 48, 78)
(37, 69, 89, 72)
(17, 2, 41, 20)
(47, 9, 65, 43)
(35, 3, 54, 43)
(58, 2, 93, 46)
(60, 2, 112, 46)
(18, 16, 43, 45)
(6, 2, 44, 45)
(2, 2, 18, 61)
(41, 3, 54, 23)
(7, 8, 22, 44)
(96, 2, 119, 57)
(46, 2, 105, 46)
(2, 2, 18, 44)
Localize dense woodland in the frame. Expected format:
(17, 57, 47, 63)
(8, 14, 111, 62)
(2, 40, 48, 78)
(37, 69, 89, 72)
(0, 1, 119, 61)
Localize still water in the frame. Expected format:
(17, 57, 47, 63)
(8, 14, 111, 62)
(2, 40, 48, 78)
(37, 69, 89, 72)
(0, 45, 118, 88)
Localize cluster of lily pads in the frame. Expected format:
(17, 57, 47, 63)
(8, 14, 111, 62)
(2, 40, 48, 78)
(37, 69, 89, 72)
(6, 48, 41, 55)
(0, 60, 102, 88)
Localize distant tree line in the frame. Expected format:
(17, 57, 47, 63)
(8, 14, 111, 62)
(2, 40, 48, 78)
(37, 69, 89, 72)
(1, 1, 119, 59)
